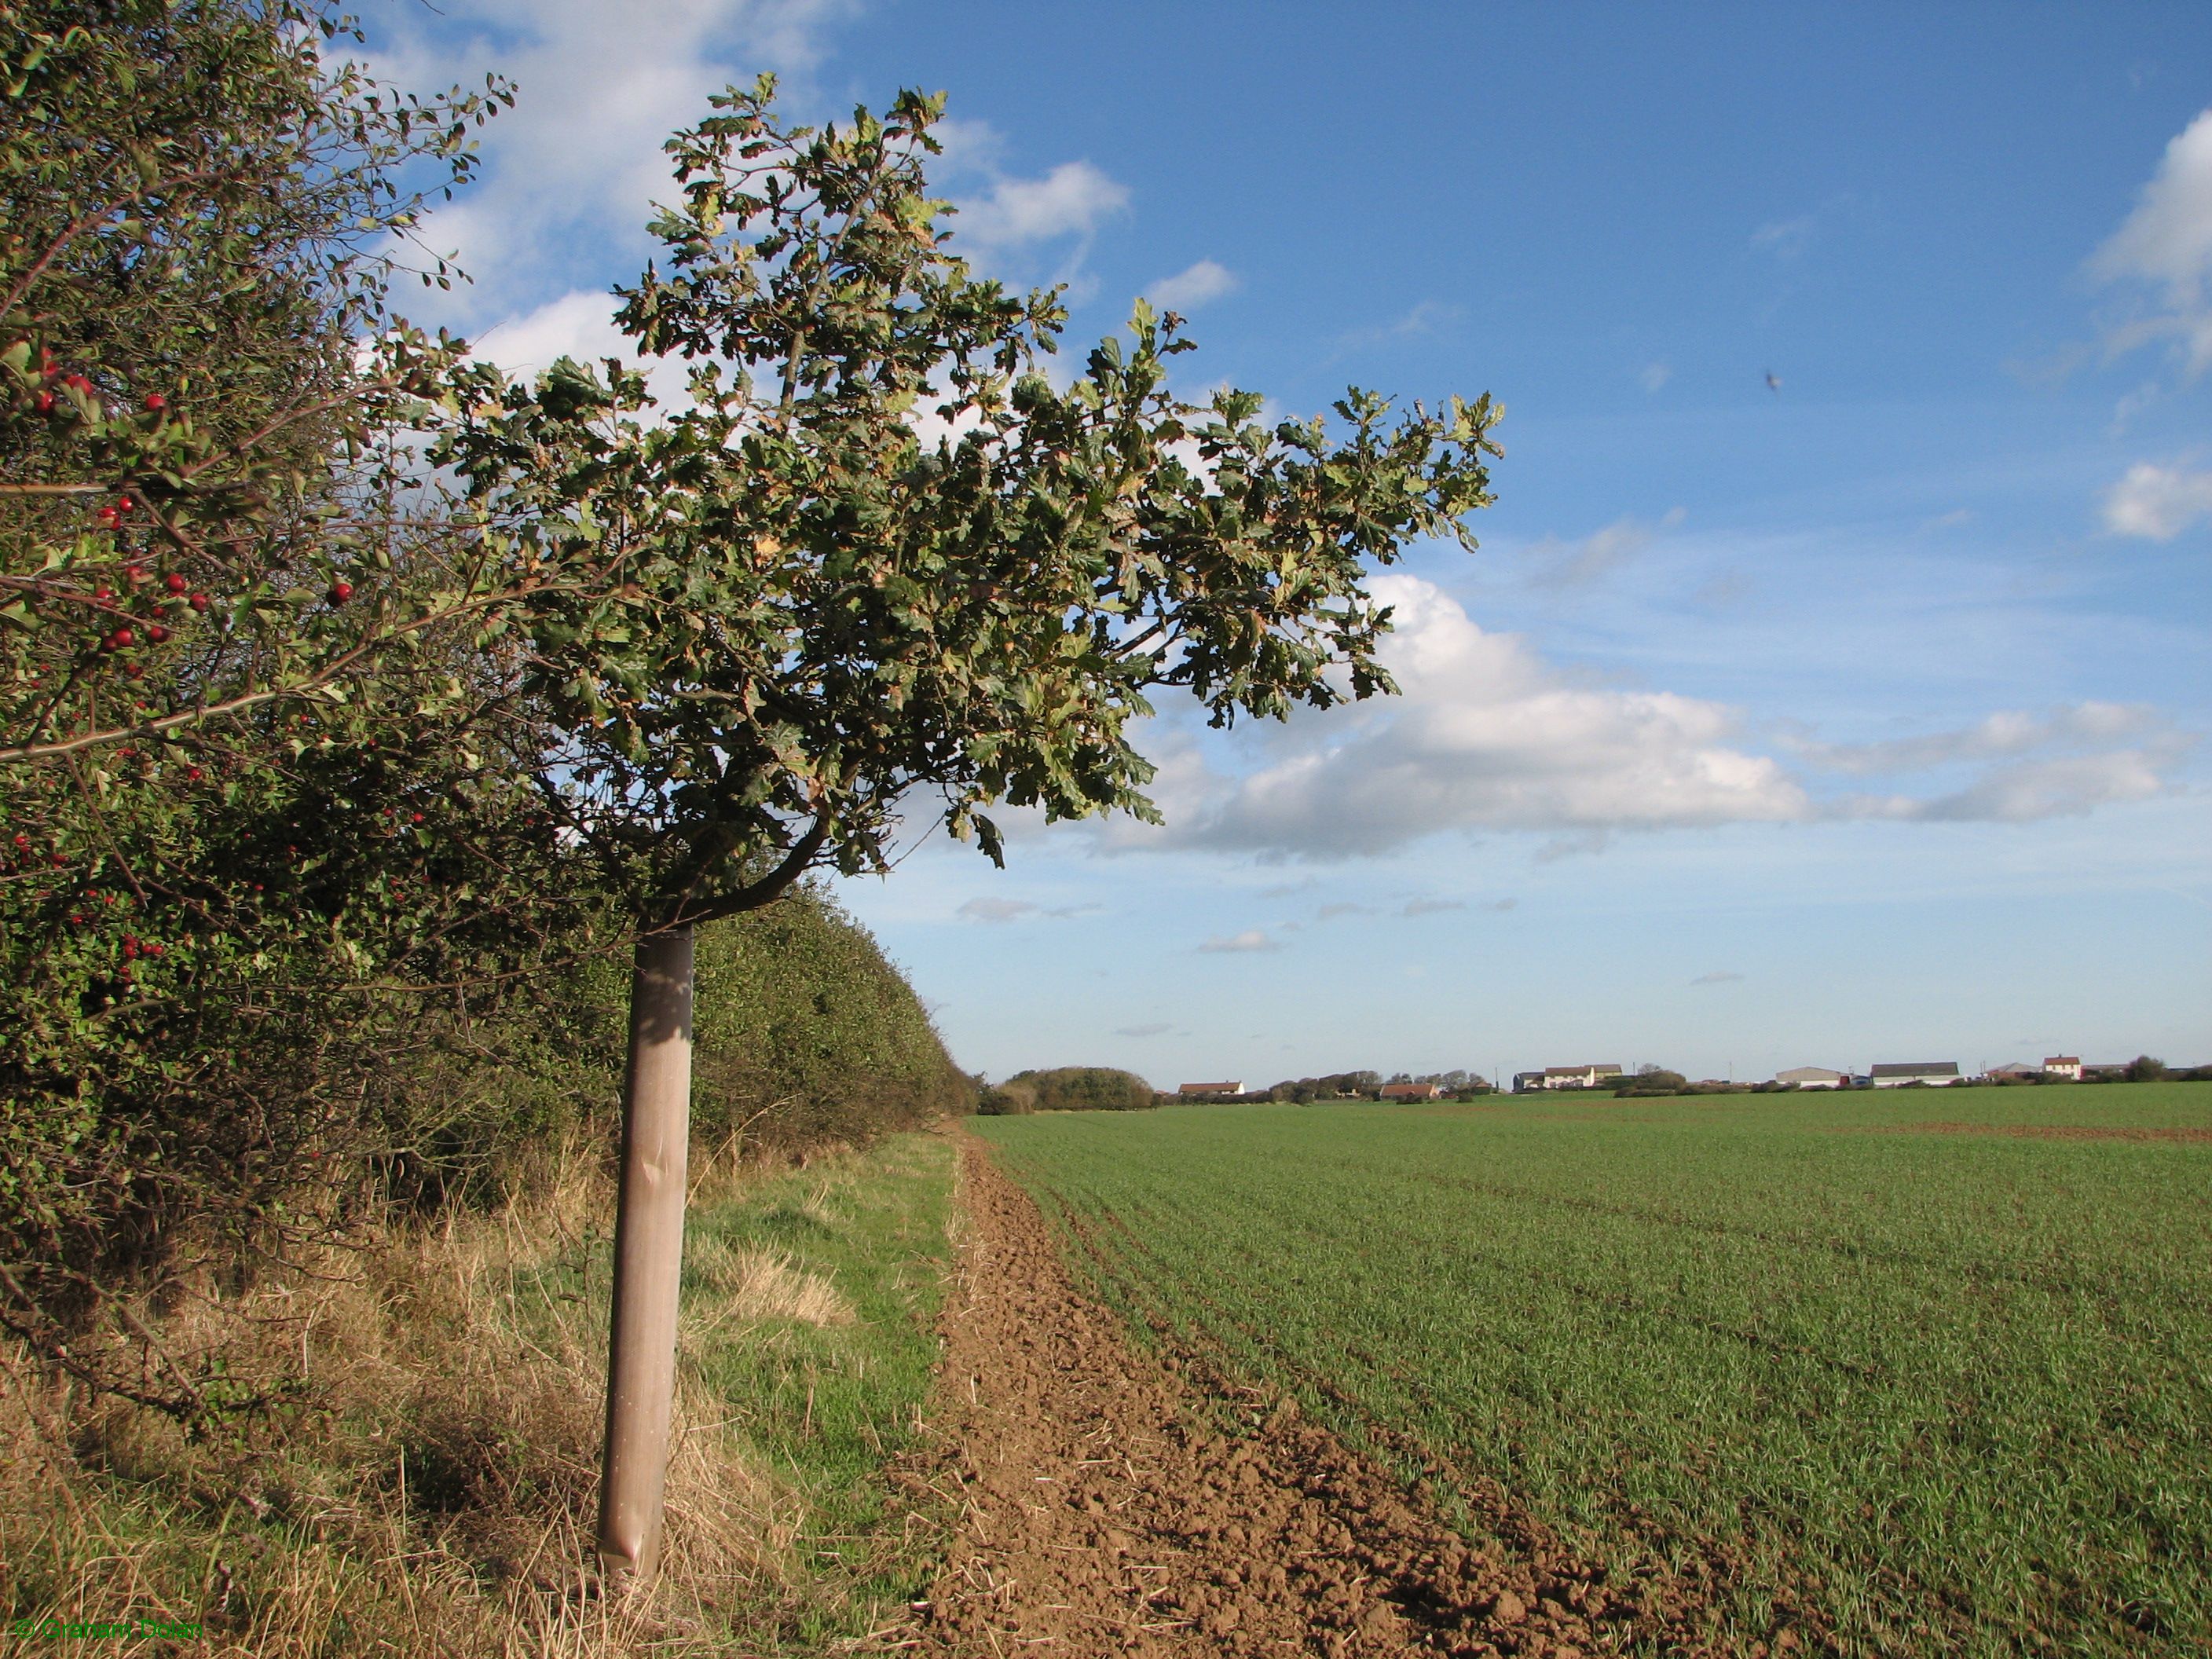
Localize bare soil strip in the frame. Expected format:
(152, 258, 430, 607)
(1873, 1122, 2212, 1143)
(895, 1135, 1645, 1657)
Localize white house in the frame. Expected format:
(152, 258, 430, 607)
(2042, 1055, 2082, 1080)
(1774, 1066, 1847, 1089)
(1869, 1061, 1960, 1087)
(1539, 1064, 1623, 1090)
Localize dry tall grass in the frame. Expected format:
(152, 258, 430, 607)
(0, 1134, 870, 1657)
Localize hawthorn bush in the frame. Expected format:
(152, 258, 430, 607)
(0, 0, 611, 1418)
(690, 888, 975, 1153)
(0, 4, 982, 1426)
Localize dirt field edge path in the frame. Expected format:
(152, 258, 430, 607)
(887, 1131, 1646, 1658)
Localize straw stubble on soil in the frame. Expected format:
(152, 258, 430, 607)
(901, 1136, 1657, 1657)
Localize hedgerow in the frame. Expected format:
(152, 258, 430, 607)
(0, 0, 965, 1426)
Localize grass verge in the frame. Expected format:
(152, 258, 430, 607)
(1, 1131, 957, 1656)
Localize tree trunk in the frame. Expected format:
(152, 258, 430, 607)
(595, 925, 695, 1580)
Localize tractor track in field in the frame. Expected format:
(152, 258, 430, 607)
(890, 1132, 1693, 1658)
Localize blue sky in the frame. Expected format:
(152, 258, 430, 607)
(365, 1, 2211, 1086)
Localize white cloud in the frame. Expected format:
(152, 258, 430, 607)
(956, 895, 1097, 923)
(1114, 1021, 1174, 1037)
(1108, 579, 2194, 860)
(1140, 576, 1812, 859)
(1791, 706, 2194, 822)
(2102, 461, 2212, 539)
(1891, 749, 2182, 824)
(366, 0, 853, 323)
(471, 290, 630, 375)
(471, 287, 699, 408)
(1145, 259, 1239, 312)
(1399, 898, 1466, 917)
(1752, 214, 1815, 259)
(1639, 361, 1672, 394)
(1783, 702, 2167, 775)
(1690, 970, 1744, 986)
(951, 160, 1129, 250)
(1336, 300, 1462, 353)
(1524, 508, 1681, 588)
(958, 897, 1038, 923)
(1525, 516, 1654, 587)
(2090, 107, 2212, 375)
(1198, 929, 1284, 953)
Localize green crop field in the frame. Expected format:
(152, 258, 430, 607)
(972, 1084, 2212, 1657)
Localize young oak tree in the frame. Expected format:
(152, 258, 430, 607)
(439, 77, 1500, 1577)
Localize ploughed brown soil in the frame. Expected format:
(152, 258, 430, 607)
(1875, 1122, 2212, 1143)
(896, 1136, 1665, 1657)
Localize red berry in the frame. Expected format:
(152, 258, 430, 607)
(94, 586, 113, 601)
(97, 509, 120, 529)
(122, 937, 141, 960)
(147, 624, 170, 643)
(329, 580, 354, 604)
(188, 593, 209, 613)
(11, 834, 26, 851)
(124, 663, 142, 679)
(35, 391, 53, 413)
(144, 393, 166, 411)
(110, 627, 134, 648)
(410, 811, 424, 823)
(64, 373, 90, 394)
(187, 766, 203, 780)
(164, 573, 188, 594)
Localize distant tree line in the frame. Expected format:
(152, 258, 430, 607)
(1252, 1070, 1493, 1103)
(978, 1067, 1156, 1115)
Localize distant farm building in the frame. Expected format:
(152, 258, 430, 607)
(1379, 1082, 1444, 1101)
(1986, 1061, 2041, 1081)
(2042, 1055, 2082, 1080)
(1177, 1080, 1243, 1099)
(1775, 1066, 1848, 1089)
(1869, 1061, 1960, 1087)
(1518, 1064, 1623, 1091)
